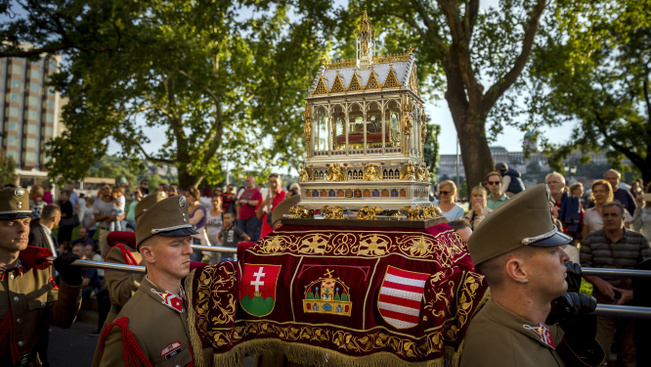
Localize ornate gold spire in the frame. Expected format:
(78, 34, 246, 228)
(357, 5, 374, 70)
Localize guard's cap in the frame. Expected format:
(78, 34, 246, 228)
(134, 191, 167, 220)
(468, 184, 571, 266)
(0, 187, 32, 220)
(136, 195, 198, 249)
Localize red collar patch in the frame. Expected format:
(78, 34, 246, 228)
(160, 341, 182, 360)
(151, 288, 185, 313)
(523, 323, 555, 349)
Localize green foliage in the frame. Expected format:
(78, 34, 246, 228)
(344, 0, 548, 189)
(2, 0, 342, 188)
(528, 0, 650, 182)
(423, 121, 441, 185)
(0, 148, 18, 185)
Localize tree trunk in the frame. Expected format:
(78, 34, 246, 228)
(450, 112, 494, 191)
(442, 56, 494, 191)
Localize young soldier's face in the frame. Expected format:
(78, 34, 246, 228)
(524, 246, 569, 301)
(148, 235, 193, 281)
(0, 218, 31, 254)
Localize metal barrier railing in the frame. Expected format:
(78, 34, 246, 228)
(48, 249, 651, 319)
(582, 267, 651, 280)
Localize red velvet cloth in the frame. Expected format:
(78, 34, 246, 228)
(187, 223, 487, 365)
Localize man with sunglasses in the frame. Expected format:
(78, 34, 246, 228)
(486, 171, 508, 210)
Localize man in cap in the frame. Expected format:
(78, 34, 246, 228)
(460, 184, 603, 367)
(90, 192, 167, 366)
(0, 187, 82, 366)
(98, 195, 198, 367)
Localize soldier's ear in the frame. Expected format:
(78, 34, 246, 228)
(504, 257, 529, 284)
(140, 245, 155, 264)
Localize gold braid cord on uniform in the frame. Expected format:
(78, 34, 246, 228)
(185, 224, 488, 367)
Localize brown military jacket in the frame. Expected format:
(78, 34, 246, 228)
(91, 237, 145, 367)
(0, 258, 81, 366)
(103, 241, 144, 325)
(98, 276, 193, 367)
(460, 298, 565, 367)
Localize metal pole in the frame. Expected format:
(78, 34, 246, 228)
(582, 267, 651, 280)
(47, 257, 146, 274)
(593, 304, 651, 319)
(191, 245, 237, 253)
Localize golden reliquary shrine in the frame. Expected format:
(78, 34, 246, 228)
(297, 10, 440, 219)
(184, 10, 487, 367)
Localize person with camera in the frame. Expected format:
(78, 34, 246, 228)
(581, 201, 650, 366)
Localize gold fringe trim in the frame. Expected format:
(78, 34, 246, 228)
(185, 269, 208, 367)
(450, 287, 492, 367)
(211, 339, 448, 367)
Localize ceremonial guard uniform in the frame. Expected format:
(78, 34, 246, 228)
(462, 298, 565, 366)
(0, 188, 82, 367)
(98, 195, 198, 367)
(102, 192, 166, 327)
(461, 185, 604, 367)
(91, 192, 167, 367)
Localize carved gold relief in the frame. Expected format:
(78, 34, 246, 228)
(327, 162, 347, 181)
(321, 205, 345, 220)
(399, 162, 417, 180)
(298, 165, 313, 182)
(289, 204, 314, 219)
(362, 163, 382, 181)
(401, 205, 423, 221)
(358, 206, 382, 220)
(416, 163, 430, 182)
(421, 205, 442, 219)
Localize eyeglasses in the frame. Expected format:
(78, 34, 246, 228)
(439, 190, 451, 195)
(487, 181, 501, 185)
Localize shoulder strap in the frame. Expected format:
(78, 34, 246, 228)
(100, 317, 153, 367)
(106, 244, 139, 265)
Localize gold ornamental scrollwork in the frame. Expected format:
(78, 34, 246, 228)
(321, 205, 345, 219)
(327, 162, 347, 181)
(362, 163, 382, 181)
(298, 165, 313, 182)
(358, 206, 382, 220)
(289, 204, 314, 219)
(400, 205, 423, 221)
(416, 163, 430, 182)
(399, 162, 417, 181)
(421, 205, 442, 219)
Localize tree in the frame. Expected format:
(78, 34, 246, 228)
(2, 0, 339, 188)
(423, 122, 441, 185)
(529, 1, 650, 182)
(343, 0, 548, 189)
(0, 148, 18, 186)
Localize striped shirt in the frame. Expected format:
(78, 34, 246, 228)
(580, 229, 651, 287)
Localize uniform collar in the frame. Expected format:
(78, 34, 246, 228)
(484, 298, 556, 350)
(0, 259, 23, 281)
(144, 276, 187, 314)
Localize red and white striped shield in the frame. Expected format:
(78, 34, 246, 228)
(377, 266, 430, 329)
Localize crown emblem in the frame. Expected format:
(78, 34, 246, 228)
(302, 269, 352, 316)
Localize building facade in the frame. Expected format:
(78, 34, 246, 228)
(0, 53, 63, 186)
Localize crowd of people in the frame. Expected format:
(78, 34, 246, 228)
(1, 164, 650, 366)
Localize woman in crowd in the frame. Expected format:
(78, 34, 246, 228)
(582, 180, 614, 237)
(185, 187, 208, 261)
(205, 193, 224, 247)
(436, 180, 464, 221)
(58, 189, 76, 242)
(632, 182, 651, 241)
(463, 186, 492, 229)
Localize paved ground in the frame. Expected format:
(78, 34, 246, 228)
(47, 311, 100, 367)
